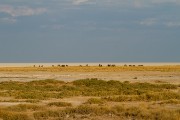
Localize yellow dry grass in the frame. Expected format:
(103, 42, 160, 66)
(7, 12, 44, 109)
(0, 65, 180, 72)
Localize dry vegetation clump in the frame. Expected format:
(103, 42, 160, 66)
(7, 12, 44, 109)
(48, 102, 72, 107)
(84, 98, 105, 105)
(103, 91, 180, 102)
(5, 104, 44, 112)
(24, 99, 40, 103)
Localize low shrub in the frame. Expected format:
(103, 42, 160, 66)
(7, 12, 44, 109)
(48, 102, 72, 107)
(6, 104, 44, 112)
(85, 98, 105, 104)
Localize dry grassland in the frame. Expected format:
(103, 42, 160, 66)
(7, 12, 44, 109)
(0, 66, 179, 120)
(0, 65, 180, 72)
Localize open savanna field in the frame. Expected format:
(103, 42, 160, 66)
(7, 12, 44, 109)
(0, 65, 180, 120)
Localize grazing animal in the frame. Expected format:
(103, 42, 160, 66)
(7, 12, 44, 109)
(112, 64, 116, 67)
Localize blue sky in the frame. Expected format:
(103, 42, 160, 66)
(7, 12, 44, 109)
(0, 0, 180, 62)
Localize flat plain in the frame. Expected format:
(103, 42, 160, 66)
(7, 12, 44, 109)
(0, 65, 180, 120)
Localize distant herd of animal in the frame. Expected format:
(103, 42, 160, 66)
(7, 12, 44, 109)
(33, 64, 144, 68)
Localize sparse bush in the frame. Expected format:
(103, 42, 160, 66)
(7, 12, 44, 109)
(33, 111, 49, 120)
(145, 92, 180, 101)
(6, 104, 44, 112)
(24, 99, 40, 103)
(33, 110, 66, 119)
(123, 81, 130, 84)
(103, 91, 180, 102)
(29, 79, 65, 85)
(48, 102, 72, 107)
(103, 95, 142, 102)
(73, 78, 107, 87)
(85, 98, 105, 104)
(67, 105, 111, 115)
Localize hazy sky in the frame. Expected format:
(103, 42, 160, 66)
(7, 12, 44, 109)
(0, 0, 180, 62)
